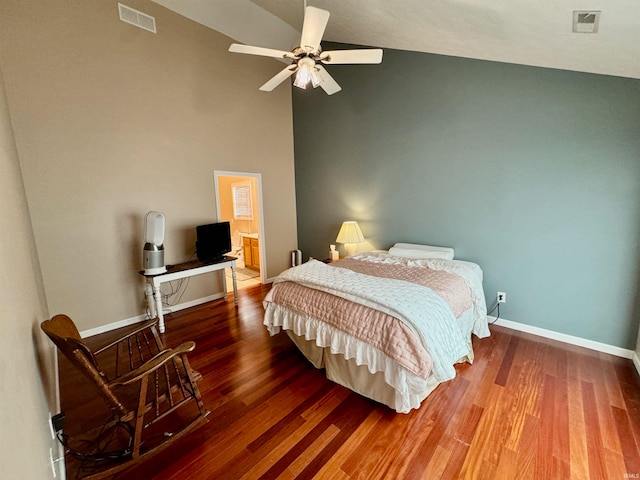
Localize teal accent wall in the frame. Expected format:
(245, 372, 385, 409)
(292, 46, 640, 349)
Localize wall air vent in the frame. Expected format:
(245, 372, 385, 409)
(118, 3, 156, 33)
(573, 11, 601, 33)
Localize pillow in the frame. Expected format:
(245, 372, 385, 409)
(388, 242, 454, 260)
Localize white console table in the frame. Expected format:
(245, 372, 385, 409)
(140, 256, 237, 332)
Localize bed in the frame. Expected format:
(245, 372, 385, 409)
(262, 245, 489, 413)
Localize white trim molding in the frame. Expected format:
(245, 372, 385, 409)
(80, 292, 225, 338)
(491, 316, 634, 359)
(633, 352, 640, 377)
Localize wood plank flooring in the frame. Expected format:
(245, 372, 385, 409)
(58, 284, 640, 479)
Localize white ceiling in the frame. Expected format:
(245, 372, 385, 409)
(152, 0, 640, 79)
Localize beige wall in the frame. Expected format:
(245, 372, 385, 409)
(0, 69, 60, 478)
(0, 0, 298, 333)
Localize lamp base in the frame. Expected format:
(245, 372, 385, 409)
(344, 244, 358, 257)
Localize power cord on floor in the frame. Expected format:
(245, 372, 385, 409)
(56, 416, 134, 479)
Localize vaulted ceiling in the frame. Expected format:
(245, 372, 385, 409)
(152, 0, 640, 79)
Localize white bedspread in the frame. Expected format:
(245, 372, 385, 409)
(267, 256, 473, 383)
(354, 252, 490, 338)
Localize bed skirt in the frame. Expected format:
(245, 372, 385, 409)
(286, 330, 443, 412)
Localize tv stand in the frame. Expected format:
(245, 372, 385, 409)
(140, 255, 237, 332)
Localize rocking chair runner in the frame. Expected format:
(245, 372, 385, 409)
(41, 314, 210, 479)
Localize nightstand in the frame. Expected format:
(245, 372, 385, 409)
(322, 256, 344, 264)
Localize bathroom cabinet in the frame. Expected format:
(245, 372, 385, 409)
(243, 236, 260, 270)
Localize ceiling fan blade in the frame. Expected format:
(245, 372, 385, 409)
(321, 49, 383, 65)
(229, 43, 295, 60)
(300, 6, 330, 52)
(259, 65, 297, 92)
(315, 65, 341, 95)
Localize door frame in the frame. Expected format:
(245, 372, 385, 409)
(213, 170, 266, 284)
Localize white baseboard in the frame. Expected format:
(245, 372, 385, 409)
(491, 316, 634, 359)
(633, 352, 640, 377)
(80, 292, 225, 338)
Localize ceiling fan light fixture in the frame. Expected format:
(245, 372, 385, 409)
(310, 68, 322, 88)
(293, 57, 322, 90)
(293, 66, 311, 89)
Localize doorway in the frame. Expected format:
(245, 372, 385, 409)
(214, 171, 265, 291)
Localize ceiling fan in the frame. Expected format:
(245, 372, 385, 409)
(228, 6, 383, 95)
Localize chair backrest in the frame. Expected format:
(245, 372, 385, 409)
(41, 315, 126, 415)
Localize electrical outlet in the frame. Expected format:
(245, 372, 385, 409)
(497, 291, 507, 304)
(48, 411, 56, 440)
(49, 448, 57, 478)
(48, 412, 65, 478)
(49, 447, 66, 478)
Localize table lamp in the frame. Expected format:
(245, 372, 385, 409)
(336, 221, 364, 257)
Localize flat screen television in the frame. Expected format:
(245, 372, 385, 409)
(196, 221, 231, 262)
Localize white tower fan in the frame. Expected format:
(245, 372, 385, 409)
(143, 211, 167, 275)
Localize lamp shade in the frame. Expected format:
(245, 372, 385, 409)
(336, 221, 364, 245)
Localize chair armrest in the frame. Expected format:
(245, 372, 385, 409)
(94, 318, 161, 354)
(109, 341, 196, 387)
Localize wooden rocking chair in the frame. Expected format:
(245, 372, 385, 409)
(41, 314, 210, 479)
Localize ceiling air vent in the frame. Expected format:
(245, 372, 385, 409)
(118, 3, 157, 33)
(573, 11, 601, 33)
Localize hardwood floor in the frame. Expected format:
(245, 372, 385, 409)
(59, 284, 640, 479)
